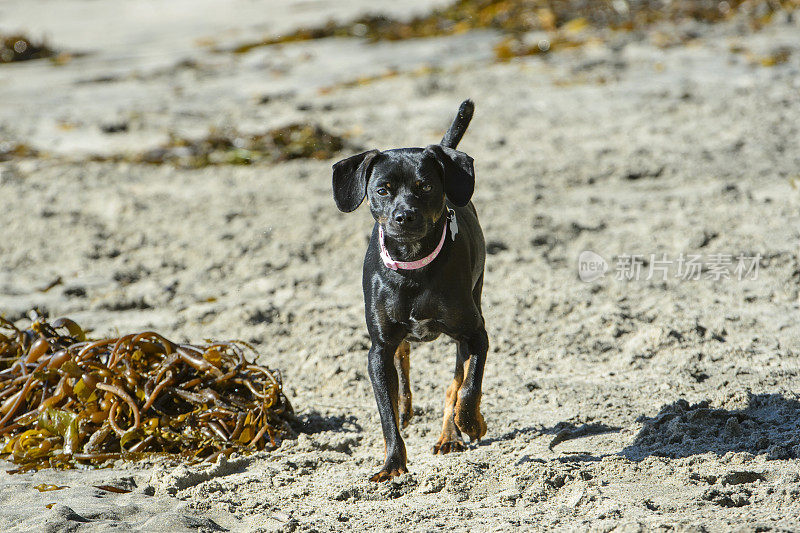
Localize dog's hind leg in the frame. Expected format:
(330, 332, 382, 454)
(394, 340, 413, 428)
(433, 342, 467, 454)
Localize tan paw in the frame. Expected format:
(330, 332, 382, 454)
(370, 465, 408, 482)
(433, 440, 466, 455)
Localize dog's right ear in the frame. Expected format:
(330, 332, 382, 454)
(332, 150, 380, 213)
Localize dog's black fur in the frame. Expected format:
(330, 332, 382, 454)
(332, 100, 488, 481)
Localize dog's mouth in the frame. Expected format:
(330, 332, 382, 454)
(383, 223, 428, 243)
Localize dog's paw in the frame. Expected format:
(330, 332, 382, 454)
(454, 405, 487, 442)
(370, 465, 408, 482)
(433, 428, 466, 454)
(432, 438, 465, 454)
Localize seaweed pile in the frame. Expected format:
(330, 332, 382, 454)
(91, 123, 347, 168)
(1, 34, 56, 63)
(0, 142, 39, 162)
(230, 0, 799, 57)
(0, 316, 294, 472)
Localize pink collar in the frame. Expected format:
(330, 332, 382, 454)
(378, 209, 456, 271)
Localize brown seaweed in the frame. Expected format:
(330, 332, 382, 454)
(0, 142, 40, 163)
(0, 315, 294, 471)
(226, 0, 799, 58)
(0, 123, 347, 167)
(0, 34, 56, 63)
(89, 123, 347, 168)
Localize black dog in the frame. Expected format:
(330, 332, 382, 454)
(332, 100, 488, 481)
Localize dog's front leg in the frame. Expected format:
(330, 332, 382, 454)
(454, 328, 489, 441)
(368, 341, 408, 481)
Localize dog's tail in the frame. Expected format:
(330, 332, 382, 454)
(440, 99, 474, 149)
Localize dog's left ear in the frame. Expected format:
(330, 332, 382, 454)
(332, 149, 380, 213)
(423, 144, 475, 207)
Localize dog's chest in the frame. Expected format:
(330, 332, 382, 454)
(384, 286, 448, 342)
(405, 315, 440, 342)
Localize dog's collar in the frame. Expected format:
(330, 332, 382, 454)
(378, 209, 457, 271)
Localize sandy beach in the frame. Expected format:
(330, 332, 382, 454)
(2, 1, 800, 530)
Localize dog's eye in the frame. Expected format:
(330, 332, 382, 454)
(417, 181, 432, 192)
(376, 186, 390, 196)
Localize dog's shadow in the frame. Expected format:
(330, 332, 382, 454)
(482, 393, 800, 462)
(292, 410, 363, 435)
(621, 392, 800, 461)
(481, 421, 621, 450)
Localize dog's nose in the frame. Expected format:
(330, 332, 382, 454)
(394, 210, 418, 226)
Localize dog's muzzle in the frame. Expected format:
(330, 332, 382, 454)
(378, 209, 458, 270)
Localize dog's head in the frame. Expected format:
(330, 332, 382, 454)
(332, 145, 474, 242)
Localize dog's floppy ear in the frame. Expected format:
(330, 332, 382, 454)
(332, 149, 380, 213)
(424, 144, 475, 207)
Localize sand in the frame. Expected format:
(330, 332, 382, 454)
(1, 1, 800, 531)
